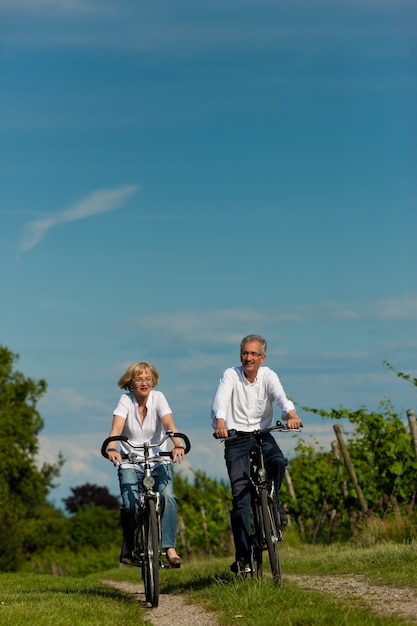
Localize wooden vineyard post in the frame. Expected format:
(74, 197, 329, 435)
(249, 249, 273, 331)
(177, 515, 191, 556)
(407, 409, 417, 462)
(331, 440, 348, 500)
(200, 506, 212, 555)
(284, 467, 305, 537)
(333, 424, 368, 514)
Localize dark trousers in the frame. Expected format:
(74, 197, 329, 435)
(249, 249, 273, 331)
(224, 432, 286, 564)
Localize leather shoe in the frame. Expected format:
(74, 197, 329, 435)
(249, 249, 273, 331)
(120, 553, 134, 565)
(166, 553, 183, 566)
(230, 561, 251, 574)
(120, 541, 134, 565)
(278, 504, 288, 527)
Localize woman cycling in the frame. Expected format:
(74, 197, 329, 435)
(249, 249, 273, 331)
(105, 361, 185, 567)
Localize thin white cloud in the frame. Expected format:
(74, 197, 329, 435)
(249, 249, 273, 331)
(2, 0, 411, 61)
(321, 295, 417, 322)
(0, 0, 107, 14)
(39, 387, 109, 415)
(128, 309, 304, 337)
(124, 294, 417, 342)
(19, 184, 139, 252)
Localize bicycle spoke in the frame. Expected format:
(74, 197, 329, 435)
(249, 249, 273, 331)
(261, 489, 282, 586)
(141, 499, 160, 607)
(250, 501, 263, 579)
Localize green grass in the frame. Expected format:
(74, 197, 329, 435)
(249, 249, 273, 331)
(94, 540, 417, 625)
(0, 573, 147, 625)
(282, 537, 417, 586)
(2, 540, 417, 625)
(157, 546, 417, 626)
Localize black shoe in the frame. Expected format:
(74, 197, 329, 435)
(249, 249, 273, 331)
(120, 553, 134, 565)
(120, 541, 134, 565)
(278, 504, 288, 527)
(230, 560, 251, 574)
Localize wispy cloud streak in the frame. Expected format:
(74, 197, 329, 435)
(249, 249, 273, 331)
(19, 184, 139, 252)
(125, 293, 417, 341)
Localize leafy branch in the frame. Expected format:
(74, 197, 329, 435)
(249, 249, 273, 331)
(384, 361, 417, 388)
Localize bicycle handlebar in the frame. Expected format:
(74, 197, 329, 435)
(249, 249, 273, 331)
(213, 420, 303, 440)
(101, 430, 191, 460)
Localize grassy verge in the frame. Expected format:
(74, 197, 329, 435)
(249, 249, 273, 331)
(0, 573, 147, 625)
(2, 539, 416, 625)
(282, 537, 417, 586)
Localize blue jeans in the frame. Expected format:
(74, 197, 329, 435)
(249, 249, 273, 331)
(118, 462, 178, 551)
(224, 432, 287, 564)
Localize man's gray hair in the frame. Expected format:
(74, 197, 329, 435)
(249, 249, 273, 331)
(240, 334, 267, 356)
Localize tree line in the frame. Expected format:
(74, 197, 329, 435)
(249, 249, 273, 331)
(0, 344, 415, 572)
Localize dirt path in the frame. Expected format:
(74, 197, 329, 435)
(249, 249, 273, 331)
(287, 574, 417, 624)
(101, 579, 218, 625)
(103, 575, 417, 625)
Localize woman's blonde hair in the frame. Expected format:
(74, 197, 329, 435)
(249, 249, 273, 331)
(117, 362, 160, 390)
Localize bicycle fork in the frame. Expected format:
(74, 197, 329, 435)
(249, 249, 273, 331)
(134, 490, 161, 567)
(252, 466, 284, 545)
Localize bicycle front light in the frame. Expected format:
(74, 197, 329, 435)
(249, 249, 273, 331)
(143, 475, 155, 488)
(258, 468, 267, 481)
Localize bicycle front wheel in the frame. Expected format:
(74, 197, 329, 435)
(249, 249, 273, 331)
(261, 489, 282, 586)
(250, 498, 263, 579)
(141, 498, 160, 607)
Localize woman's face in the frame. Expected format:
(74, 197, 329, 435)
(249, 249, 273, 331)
(131, 369, 153, 397)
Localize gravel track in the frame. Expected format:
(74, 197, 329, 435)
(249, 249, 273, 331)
(287, 574, 417, 624)
(103, 574, 417, 625)
(102, 579, 218, 625)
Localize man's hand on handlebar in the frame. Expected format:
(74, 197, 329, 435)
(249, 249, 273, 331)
(286, 411, 302, 429)
(214, 418, 229, 439)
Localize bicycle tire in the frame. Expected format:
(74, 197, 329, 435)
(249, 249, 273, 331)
(250, 498, 264, 579)
(261, 488, 282, 586)
(141, 498, 160, 607)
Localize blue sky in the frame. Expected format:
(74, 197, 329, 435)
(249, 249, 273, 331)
(1, 0, 416, 508)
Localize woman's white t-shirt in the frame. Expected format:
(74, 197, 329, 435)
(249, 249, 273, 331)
(113, 390, 172, 468)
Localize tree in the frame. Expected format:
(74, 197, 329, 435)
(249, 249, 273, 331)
(174, 470, 233, 557)
(63, 483, 120, 513)
(279, 440, 345, 542)
(67, 506, 120, 551)
(0, 346, 64, 570)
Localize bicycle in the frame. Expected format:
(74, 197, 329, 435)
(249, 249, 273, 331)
(101, 430, 191, 607)
(215, 420, 302, 587)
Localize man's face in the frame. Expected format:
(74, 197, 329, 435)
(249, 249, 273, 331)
(240, 341, 266, 379)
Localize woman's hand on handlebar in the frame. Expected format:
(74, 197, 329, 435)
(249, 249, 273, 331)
(106, 448, 122, 467)
(171, 446, 185, 463)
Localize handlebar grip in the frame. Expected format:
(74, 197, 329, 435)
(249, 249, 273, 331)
(212, 429, 237, 440)
(159, 432, 191, 456)
(101, 435, 129, 459)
